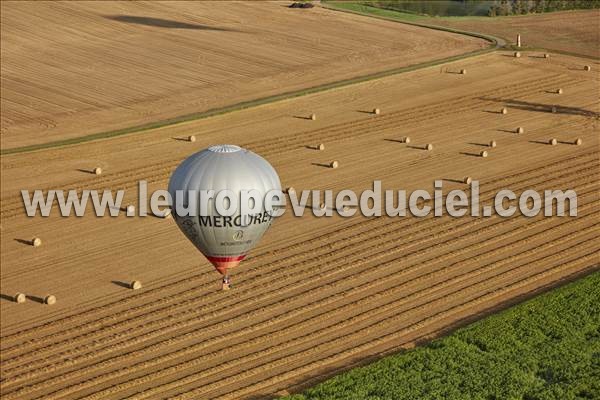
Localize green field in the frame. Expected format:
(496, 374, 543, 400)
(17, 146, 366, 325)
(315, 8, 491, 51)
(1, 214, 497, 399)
(285, 271, 600, 400)
(323, 2, 491, 21)
(330, 1, 600, 17)
(324, 2, 427, 21)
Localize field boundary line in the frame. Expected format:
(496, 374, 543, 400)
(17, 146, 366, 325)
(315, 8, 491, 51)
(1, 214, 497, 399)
(26, 226, 598, 400)
(233, 263, 600, 400)
(4, 197, 597, 398)
(0, 10, 498, 156)
(0, 71, 579, 219)
(4, 182, 595, 385)
(321, 2, 504, 47)
(322, 2, 600, 61)
(162, 252, 600, 400)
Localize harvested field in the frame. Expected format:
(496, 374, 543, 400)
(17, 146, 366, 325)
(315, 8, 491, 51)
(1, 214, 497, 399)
(0, 1, 488, 150)
(418, 9, 600, 58)
(1, 51, 599, 399)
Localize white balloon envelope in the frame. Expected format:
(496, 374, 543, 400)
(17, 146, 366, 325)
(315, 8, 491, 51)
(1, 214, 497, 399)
(168, 145, 281, 275)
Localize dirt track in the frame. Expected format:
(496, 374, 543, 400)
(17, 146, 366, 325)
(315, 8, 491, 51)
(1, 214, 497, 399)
(1, 49, 598, 399)
(0, 1, 488, 150)
(418, 9, 600, 58)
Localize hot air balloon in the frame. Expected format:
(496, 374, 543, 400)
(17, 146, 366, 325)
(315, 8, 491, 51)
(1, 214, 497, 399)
(168, 144, 282, 289)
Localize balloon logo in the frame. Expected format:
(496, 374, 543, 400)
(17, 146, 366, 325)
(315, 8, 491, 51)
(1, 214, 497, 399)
(168, 145, 281, 280)
(233, 230, 244, 241)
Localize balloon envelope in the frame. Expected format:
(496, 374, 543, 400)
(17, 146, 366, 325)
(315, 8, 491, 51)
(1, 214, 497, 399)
(168, 145, 281, 274)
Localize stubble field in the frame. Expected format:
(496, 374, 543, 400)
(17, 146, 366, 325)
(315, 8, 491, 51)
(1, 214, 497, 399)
(1, 46, 598, 399)
(419, 9, 600, 58)
(0, 0, 488, 150)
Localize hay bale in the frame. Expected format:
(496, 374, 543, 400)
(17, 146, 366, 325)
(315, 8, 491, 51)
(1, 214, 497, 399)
(514, 51, 521, 58)
(517, 127, 524, 134)
(544, 53, 550, 59)
(316, 143, 325, 151)
(557, 88, 563, 94)
(14, 293, 26, 304)
(501, 107, 508, 115)
(373, 108, 380, 115)
(573, 138, 582, 146)
(330, 161, 339, 169)
(403, 136, 411, 144)
(425, 144, 433, 151)
(32, 237, 42, 247)
(460, 69, 466, 75)
(489, 140, 497, 148)
(131, 280, 142, 290)
(93, 167, 102, 175)
(310, 113, 317, 121)
(44, 295, 56, 305)
(463, 176, 472, 185)
(584, 65, 591, 71)
(188, 135, 196, 142)
(549, 138, 558, 146)
(480, 150, 489, 158)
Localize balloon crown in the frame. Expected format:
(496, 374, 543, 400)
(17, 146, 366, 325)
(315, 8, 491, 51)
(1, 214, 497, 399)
(208, 144, 242, 153)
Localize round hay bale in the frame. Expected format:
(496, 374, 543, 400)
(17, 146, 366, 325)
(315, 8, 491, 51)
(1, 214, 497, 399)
(188, 135, 196, 142)
(463, 176, 472, 185)
(32, 237, 42, 247)
(544, 53, 550, 59)
(574, 138, 582, 146)
(403, 136, 411, 144)
(557, 88, 563, 94)
(14, 293, 26, 304)
(584, 65, 591, 71)
(460, 69, 467, 75)
(93, 167, 102, 175)
(517, 127, 524, 134)
(286, 187, 295, 194)
(126, 205, 135, 215)
(330, 161, 339, 169)
(551, 106, 558, 113)
(373, 108, 380, 115)
(501, 107, 508, 115)
(489, 140, 497, 148)
(514, 51, 521, 58)
(425, 143, 433, 151)
(480, 150, 489, 158)
(316, 143, 325, 151)
(549, 138, 558, 146)
(44, 295, 56, 305)
(131, 280, 142, 290)
(310, 113, 317, 121)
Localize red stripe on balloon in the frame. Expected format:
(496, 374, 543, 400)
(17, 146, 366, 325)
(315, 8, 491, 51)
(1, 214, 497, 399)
(206, 255, 246, 262)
